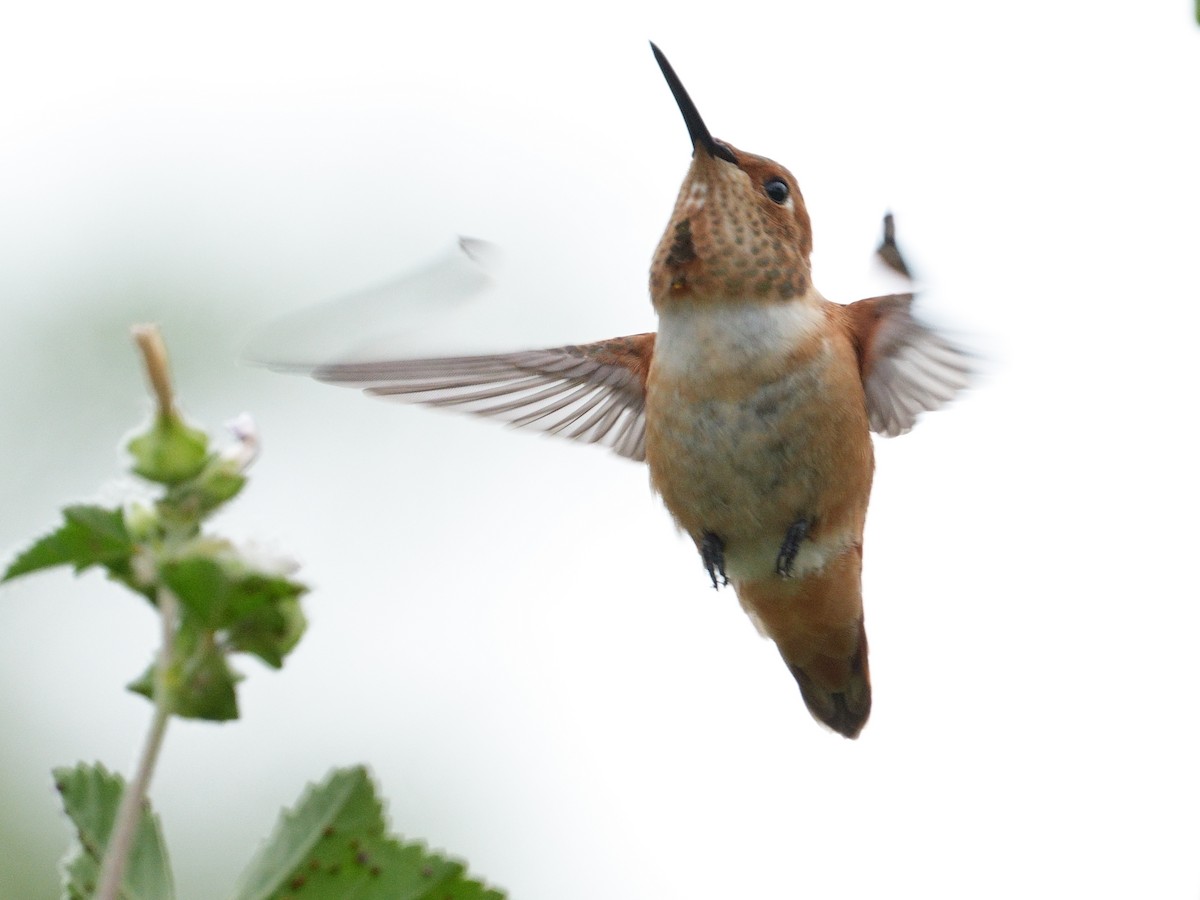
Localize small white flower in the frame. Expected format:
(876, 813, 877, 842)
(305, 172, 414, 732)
(234, 539, 301, 578)
(220, 412, 260, 473)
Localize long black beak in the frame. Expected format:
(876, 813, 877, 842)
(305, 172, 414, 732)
(651, 43, 737, 164)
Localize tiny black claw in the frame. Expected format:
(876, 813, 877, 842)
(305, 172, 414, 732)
(700, 531, 729, 590)
(776, 518, 812, 577)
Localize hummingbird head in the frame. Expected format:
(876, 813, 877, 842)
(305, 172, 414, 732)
(648, 44, 814, 310)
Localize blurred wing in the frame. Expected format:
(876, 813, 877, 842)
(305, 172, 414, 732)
(246, 238, 499, 369)
(844, 293, 971, 437)
(314, 333, 656, 462)
(875, 212, 912, 279)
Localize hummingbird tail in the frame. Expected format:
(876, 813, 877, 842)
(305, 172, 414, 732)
(737, 545, 872, 738)
(786, 618, 871, 739)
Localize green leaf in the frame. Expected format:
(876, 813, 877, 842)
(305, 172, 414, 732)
(172, 645, 240, 720)
(196, 467, 247, 508)
(3, 505, 133, 583)
(128, 413, 210, 485)
(53, 762, 175, 900)
(228, 595, 308, 668)
(233, 766, 505, 900)
(162, 556, 306, 631)
(126, 664, 155, 703)
(128, 628, 241, 721)
(163, 467, 247, 520)
(171, 630, 241, 721)
(160, 557, 234, 626)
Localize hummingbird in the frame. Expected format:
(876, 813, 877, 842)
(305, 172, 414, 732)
(298, 44, 970, 738)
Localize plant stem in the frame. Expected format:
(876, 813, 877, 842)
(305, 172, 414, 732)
(94, 587, 179, 900)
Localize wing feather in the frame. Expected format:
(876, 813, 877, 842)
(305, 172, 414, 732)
(312, 334, 656, 461)
(843, 294, 972, 437)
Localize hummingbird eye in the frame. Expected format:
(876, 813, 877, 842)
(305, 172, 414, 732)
(764, 178, 790, 205)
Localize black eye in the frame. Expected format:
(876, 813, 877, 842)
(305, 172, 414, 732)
(764, 178, 789, 204)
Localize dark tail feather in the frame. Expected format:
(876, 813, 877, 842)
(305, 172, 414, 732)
(736, 546, 872, 738)
(787, 619, 871, 739)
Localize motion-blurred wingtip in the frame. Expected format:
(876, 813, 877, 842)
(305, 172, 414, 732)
(457, 236, 501, 273)
(243, 236, 500, 373)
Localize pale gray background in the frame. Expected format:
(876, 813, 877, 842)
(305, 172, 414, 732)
(2, 2, 1197, 897)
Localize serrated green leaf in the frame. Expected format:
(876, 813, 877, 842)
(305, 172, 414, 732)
(3, 505, 133, 583)
(233, 766, 505, 900)
(64, 505, 133, 550)
(128, 414, 210, 485)
(228, 595, 307, 668)
(53, 762, 175, 900)
(3, 530, 76, 582)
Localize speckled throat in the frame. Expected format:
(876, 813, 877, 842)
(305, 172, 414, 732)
(650, 147, 814, 311)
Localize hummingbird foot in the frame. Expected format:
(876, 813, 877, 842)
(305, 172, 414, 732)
(775, 518, 813, 577)
(700, 531, 729, 590)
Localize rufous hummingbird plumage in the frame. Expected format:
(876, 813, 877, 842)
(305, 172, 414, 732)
(295, 44, 970, 738)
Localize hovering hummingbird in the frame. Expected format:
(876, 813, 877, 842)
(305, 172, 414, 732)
(290, 44, 970, 738)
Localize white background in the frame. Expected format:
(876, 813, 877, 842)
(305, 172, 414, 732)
(1, 2, 1198, 897)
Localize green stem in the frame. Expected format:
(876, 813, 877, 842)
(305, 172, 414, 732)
(93, 587, 179, 900)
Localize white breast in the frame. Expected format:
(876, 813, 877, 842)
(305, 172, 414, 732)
(653, 298, 826, 382)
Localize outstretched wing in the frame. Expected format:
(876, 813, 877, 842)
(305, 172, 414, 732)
(843, 293, 971, 437)
(313, 334, 656, 462)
